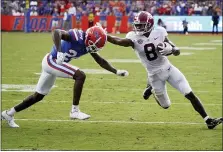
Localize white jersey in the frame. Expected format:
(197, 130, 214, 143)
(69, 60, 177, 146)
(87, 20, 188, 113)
(126, 26, 171, 75)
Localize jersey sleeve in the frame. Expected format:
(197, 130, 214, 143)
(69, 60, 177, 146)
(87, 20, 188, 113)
(159, 26, 168, 37)
(68, 29, 83, 42)
(125, 31, 135, 41)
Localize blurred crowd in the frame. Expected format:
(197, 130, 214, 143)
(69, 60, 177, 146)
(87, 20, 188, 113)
(1, 0, 222, 17)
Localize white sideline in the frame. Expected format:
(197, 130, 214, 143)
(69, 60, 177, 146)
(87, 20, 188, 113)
(2, 99, 222, 106)
(14, 118, 204, 125)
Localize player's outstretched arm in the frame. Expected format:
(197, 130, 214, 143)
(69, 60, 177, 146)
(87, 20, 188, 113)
(90, 53, 128, 76)
(164, 37, 180, 56)
(52, 29, 71, 52)
(107, 35, 134, 47)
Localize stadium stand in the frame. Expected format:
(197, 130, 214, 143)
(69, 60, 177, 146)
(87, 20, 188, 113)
(1, 0, 222, 16)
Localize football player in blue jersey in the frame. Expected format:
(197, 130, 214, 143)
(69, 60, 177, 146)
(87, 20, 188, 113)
(1, 25, 129, 128)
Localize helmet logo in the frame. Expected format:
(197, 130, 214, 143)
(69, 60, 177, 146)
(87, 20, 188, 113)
(94, 30, 100, 40)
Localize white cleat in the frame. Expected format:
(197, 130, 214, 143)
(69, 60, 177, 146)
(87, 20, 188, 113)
(1, 110, 19, 128)
(70, 110, 91, 120)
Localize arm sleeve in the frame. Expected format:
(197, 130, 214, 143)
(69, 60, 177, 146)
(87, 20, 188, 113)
(68, 29, 79, 42)
(125, 31, 134, 41)
(160, 26, 168, 37)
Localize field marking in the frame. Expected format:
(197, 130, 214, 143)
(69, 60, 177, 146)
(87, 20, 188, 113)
(2, 99, 221, 106)
(179, 47, 216, 50)
(210, 40, 222, 43)
(13, 118, 205, 125)
(34, 72, 219, 76)
(1, 87, 221, 93)
(193, 43, 222, 46)
(108, 59, 140, 63)
(1, 149, 33, 151)
(1, 84, 221, 93)
(180, 52, 193, 55)
(1, 84, 56, 92)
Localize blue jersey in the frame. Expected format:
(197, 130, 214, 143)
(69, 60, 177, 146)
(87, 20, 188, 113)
(52, 12, 59, 21)
(50, 29, 88, 63)
(114, 11, 122, 21)
(100, 11, 107, 21)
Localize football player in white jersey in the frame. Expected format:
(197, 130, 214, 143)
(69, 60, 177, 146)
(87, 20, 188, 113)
(106, 11, 222, 129)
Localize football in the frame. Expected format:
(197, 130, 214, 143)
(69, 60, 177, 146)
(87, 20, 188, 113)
(157, 42, 166, 51)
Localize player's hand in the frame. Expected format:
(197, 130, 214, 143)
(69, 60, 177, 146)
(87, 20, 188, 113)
(158, 42, 172, 56)
(116, 70, 129, 77)
(56, 52, 65, 65)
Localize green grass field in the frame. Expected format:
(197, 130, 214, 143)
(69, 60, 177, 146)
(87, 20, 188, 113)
(1, 32, 222, 150)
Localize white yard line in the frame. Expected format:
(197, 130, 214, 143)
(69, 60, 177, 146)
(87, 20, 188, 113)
(13, 118, 204, 125)
(2, 99, 222, 106)
(210, 40, 222, 43)
(193, 43, 222, 46)
(179, 47, 217, 50)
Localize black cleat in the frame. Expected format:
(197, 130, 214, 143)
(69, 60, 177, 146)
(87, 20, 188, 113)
(206, 117, 223, 129)
(143, 86, 152, 100)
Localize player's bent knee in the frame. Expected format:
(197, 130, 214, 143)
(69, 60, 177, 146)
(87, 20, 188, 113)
(155, 93, 171, 109)
(73, 70, 86, 81)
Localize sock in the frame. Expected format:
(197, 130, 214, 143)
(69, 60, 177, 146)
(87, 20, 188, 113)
(7, 107, 16, 116)
(204, 116, 210, 122)
(72, 105, 79, 112)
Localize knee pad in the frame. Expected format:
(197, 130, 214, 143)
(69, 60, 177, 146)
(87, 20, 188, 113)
(154, 92, 171, 109)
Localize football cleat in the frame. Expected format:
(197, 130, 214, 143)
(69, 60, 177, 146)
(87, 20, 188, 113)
(206, 117, 223, 129)
(1, 110, 19, 128)
(143, 85, 152, 100)
(70, 110, 91, 120)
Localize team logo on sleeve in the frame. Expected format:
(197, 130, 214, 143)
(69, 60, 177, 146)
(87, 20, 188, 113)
(137, 39, 143, 44)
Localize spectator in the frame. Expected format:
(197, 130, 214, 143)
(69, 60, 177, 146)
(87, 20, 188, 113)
(182, 19, 188, 35)
(127, 11, 136, 31)
(30, 8, 38, 16)
(212, 11, 220, 34)
(194, 3, 202, 15)
(88, 8, 94, 28)
(113, 8, 122, 34)
(99, 7, 108, 29)
(68, 2, 76, 16)
(75, 7, 82, 30)
(59, 1, 66, 16)
(63, 9, 71, 31)
(30, 0, 38, 11)
(51, 8, 59, 31)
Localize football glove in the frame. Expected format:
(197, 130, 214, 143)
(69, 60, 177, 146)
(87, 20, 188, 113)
(116, 70, 129, 77)
(56, 52, 65, 65)
(158, 42, 173, 56)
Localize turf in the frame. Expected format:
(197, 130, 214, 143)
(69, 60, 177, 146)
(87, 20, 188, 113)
(1, 32, 222, 150)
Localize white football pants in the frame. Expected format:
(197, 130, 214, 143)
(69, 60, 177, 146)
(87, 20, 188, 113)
(148, 64, 192, 108)
(36, 54, 79, 95)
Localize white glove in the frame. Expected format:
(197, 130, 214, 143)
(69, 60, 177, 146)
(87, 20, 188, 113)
(116, 70, 129, 77)
(158, 42, 173, 56)
(56, 52, 65, 65)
